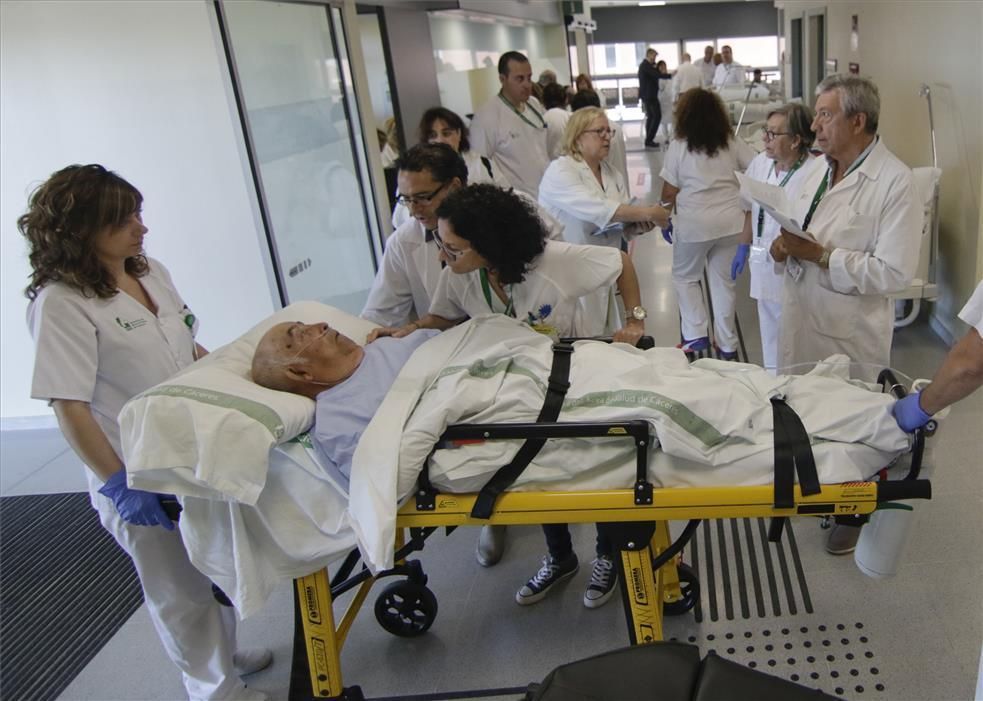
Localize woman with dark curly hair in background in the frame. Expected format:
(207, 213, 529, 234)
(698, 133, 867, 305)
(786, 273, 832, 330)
(22, 164, 270, 700)
(368, 183, 646, 345)
(659, 88, 755, 359)
(369, 183, 647, 610)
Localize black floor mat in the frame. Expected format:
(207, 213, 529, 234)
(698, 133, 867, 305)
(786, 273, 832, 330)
(0, 492, 143, 701)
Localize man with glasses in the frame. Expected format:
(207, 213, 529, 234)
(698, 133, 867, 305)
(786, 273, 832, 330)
(768, 75, 921, 554)
(470, 51, 550, 198)
(362, 143, 467, 329)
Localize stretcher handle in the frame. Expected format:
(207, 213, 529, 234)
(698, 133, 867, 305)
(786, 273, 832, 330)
(877, 369, 926, 480)
(560, 335, 655, 350)
(877, 479, 932, 503)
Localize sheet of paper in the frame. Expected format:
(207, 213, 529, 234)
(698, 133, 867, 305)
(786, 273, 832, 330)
(736, 171, 813, 240)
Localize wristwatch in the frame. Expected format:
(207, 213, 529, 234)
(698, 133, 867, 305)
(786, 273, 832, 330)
(629, 305, 648, 321)
(817, 248, 832, 269)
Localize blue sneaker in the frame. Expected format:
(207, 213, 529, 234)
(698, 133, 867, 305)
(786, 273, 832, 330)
(716, 346, 739, 361)
(677, 336, 709, 353)
(516, 553, 579, 605)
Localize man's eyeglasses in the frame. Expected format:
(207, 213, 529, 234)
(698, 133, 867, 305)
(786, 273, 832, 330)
(583, 127, 617, 139)
(396, 181, 448, 207)
(762, 129, 789, 141)
(432, 230, 471, 261)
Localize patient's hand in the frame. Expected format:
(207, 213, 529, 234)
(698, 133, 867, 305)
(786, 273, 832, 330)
(613, 320, 644, 346)
(367, 322, 417, 344)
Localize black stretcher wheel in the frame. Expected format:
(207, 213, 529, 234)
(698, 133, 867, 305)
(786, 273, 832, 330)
(373, 580, 438, 637)
(663, 563, 700, 616)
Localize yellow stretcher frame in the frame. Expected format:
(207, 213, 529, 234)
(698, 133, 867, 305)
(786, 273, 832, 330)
(292, 479, 920, 699)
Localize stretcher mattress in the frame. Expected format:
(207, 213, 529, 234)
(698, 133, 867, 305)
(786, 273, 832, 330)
(120, 306, 911, 616)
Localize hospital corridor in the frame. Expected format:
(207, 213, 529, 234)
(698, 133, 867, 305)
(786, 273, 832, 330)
(1, 1, 982, 701)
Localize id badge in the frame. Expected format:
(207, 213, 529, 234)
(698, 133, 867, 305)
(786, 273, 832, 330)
(749, 244, 769, 264)
(787, 258, 803, 282)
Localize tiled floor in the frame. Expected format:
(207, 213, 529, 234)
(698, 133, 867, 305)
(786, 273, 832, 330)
(1, 132, 980, 700)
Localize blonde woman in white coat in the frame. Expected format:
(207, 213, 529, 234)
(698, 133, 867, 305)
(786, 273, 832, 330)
(539, 106, 669, 333)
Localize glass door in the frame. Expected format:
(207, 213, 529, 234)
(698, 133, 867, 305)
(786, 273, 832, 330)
(219, 0, 378, 312)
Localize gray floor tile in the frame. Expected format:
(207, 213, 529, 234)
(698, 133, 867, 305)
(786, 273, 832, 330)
(0, 427, 70, 494)
(4, 447, 88, 496)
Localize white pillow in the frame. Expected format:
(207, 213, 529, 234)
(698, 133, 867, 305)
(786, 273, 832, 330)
(120, 302, 378, 504)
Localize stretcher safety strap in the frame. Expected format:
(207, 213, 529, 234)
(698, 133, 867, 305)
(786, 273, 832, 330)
(470, 343, 574, 519)
(771, 397, 821, 509)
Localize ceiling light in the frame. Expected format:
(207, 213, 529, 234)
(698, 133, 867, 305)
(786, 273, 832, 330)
(639, 1, 667, 6)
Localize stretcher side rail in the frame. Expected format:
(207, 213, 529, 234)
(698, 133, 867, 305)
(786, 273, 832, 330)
(415, 419, 654, 511)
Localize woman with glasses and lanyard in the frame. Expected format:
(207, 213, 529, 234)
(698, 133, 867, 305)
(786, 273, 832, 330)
(730, 103, 816, 373)
(659, 88, 755, 359)
(538, 106, 669, 334)
(369, 183, 647, 610)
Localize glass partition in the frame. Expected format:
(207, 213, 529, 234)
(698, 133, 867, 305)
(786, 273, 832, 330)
(220, 0, 377, 312)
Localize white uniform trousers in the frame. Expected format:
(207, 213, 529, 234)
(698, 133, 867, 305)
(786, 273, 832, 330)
(756, 299, 782, 374)
(671, 233, 741, 352)
(96, 494, 246, 700)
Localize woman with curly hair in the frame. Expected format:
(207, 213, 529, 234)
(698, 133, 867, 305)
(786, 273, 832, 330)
(659, 87, 755, 359)
(370, 184, 646, 609)
(22, 164, 269, 700)
(369, 183, 646, 345)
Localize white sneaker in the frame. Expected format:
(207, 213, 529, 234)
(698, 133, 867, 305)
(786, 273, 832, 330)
(234, 648, 273, 676)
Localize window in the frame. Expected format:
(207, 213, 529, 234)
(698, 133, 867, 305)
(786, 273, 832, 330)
(717, 36, 780, 70)
(684, 39, 715, 62)
(605, 45, 617, 68)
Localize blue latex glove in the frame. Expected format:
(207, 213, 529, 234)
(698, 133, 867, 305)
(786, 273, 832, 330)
(891, 392, 933, 432)
(98, 470, 175, 530)
(730, 243, 750, 280)
(661, 219, 673, 244)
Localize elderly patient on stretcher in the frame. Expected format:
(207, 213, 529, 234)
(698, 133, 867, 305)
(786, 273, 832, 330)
(249, 315, 910, 508)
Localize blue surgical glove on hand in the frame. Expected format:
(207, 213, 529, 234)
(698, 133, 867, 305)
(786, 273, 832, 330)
(98, 470, 176, 530)
(730, 243, 750, 280)
(891, 392, 933, 433)
(661, 219, 673, 244)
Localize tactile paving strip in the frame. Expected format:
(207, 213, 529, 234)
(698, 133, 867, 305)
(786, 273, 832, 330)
(666, 620, 886, 699)
(688, 517, 813, 622)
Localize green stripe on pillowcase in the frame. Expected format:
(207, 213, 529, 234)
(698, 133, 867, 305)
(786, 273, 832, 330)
(139, 385, 285, 438)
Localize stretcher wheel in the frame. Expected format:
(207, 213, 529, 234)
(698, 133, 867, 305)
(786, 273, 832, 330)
(374, 580, 438, 637)
(663, 563, 699, 616)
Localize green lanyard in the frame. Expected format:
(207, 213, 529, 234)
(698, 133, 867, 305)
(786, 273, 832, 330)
(757, 156, 804, 239)
(498, 92, 546, 130)
(803, 149, 872, 230)
(480, 269, 515, 317)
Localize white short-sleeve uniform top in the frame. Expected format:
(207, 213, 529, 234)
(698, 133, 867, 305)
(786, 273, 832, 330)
(660, 137, 756, 242)
(958, 281, 983, 335)
(544, 107, 571, 160)
(742, 150, 815, 302)
(469, 94, 550, 199)
(361, 218, 443, 327)
(538, 155, 630, 249)
(28, 258, 198, 490)
(713, 61, 744, 89)
(391, 149, 510, 229)
(428, 240, 622, 337)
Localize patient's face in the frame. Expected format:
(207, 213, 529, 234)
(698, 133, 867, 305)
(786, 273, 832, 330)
(269, 321, 364, 388)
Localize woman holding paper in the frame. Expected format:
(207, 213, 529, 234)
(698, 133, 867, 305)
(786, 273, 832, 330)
(732, 103, 816, 372)
(539, 107, 669, 331)
(659, 88, 755, 358)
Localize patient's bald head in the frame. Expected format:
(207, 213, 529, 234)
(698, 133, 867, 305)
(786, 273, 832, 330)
(252, 321, 365, 400)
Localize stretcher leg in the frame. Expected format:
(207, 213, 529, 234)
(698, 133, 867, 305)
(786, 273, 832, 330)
(292, 568, 360, 700)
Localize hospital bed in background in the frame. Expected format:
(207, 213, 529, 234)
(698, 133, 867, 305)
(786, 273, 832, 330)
(120, 303, 933, 700)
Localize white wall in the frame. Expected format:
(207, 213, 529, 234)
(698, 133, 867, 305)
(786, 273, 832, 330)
(0, 0, 278, 420)
(781, 0, 983, 342)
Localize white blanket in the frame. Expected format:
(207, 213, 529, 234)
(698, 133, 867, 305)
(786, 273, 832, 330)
(348, 315, 911, 572)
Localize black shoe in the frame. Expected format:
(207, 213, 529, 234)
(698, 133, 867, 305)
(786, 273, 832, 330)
(644, 141, 657, 148)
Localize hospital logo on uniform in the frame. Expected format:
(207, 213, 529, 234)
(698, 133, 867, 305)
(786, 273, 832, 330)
(116, 316, 148, 331)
